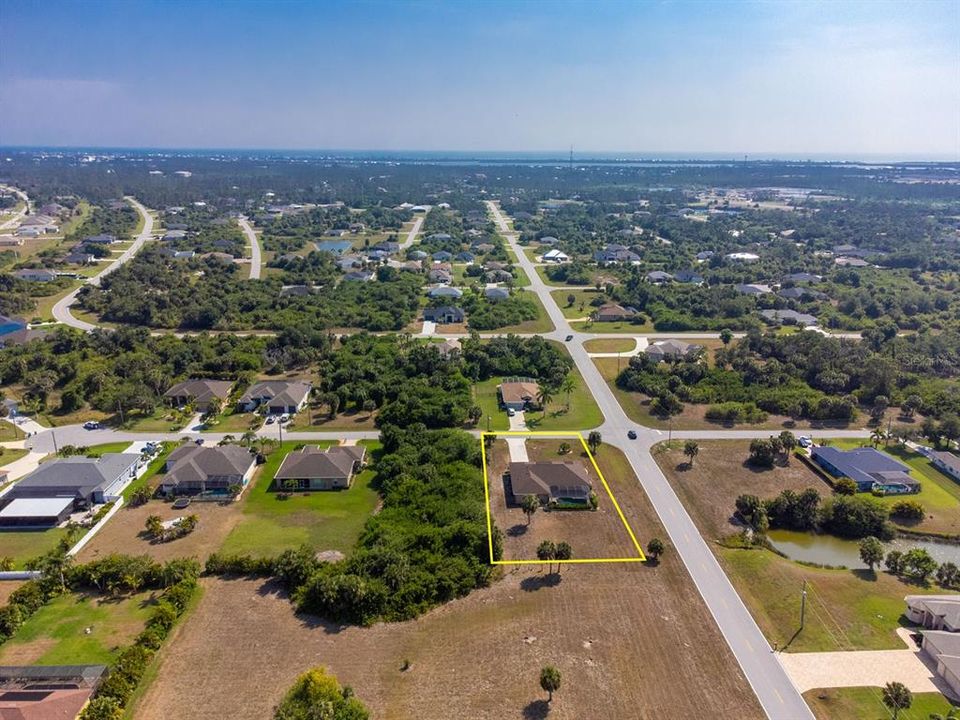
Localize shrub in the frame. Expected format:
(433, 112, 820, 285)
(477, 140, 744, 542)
(205, 552, 275, 577)
(834, 478, 858, 496)
(890, 500, 925, 521)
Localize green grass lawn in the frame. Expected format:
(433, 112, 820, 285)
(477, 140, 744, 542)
(550, 288, 607, 319)
(0, 447, 29, 468)
(570, 318, 651, 334)
(123, 407, 190, 432)
(83, 442, 136, 457)
(219, 441, 381, 558)
(123, 443, 175, 500)
(0, 590, 155, 666)
(805, 687, 958, 720)
(0, 528, 70, 569)
(524, 364, 604, 431)
(583, 338, 637, 353)
(0, 420, 24, 442)
(200, 409, 259, 434)
(472, 378, 509, 432)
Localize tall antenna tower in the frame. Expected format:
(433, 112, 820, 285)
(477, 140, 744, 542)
(569, 145, 574, 171)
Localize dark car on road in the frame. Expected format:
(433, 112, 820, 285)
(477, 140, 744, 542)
(627, 430, 637, 439)
(565, 335, 573, 341)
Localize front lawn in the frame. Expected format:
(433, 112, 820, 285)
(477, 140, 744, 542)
(524, 363, 604, 431)
(550, 288, 607, 319)
(471, 378, 509, 432)
(0, 447, 29, 468)
(83, 442, 137, 457)
(124, 407, 190, 432)
(218, 441, 381, 558)
(583, 338, 637, 353)
(805, 687, 958, 720)
(0, 527, 70, 569)
(200, 408, 260, 434)
(0, 590, 155, 666)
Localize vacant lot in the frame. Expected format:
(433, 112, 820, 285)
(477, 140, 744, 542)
(656, 441, 960, 655)
(486, 438, 641, 562)
(132, 446, 762, 720)
(583, 337, 636, 353)
(219, 440, 380, 558)
(0, 527, 70, 569)
(0, 590, 155, 665)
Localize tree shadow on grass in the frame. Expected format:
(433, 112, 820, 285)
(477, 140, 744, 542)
(507, 523, 529, 537)
(520, 574, 561, 592)
(851, 568, 879, 582)
(522, 700, 551, 720)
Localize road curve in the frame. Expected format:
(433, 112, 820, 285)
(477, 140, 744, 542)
(0, 185, 30, 230)
(487, 200, 815, 720)
(238, 216, 262, 279)
(52, 197, 155, 330)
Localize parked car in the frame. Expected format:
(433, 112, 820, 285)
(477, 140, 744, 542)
(265, 415, 276, 424)
(279, 414, 290, 424)
(798, 436, 813, 448)
(194, 438, 205, 445)
(83, 421, 101, 430)
(507, 408, 516, 417)
(565, 335, 574, 341)
(627, 430, 637, 440)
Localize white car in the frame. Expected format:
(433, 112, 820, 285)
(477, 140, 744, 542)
(279, 414, 290, 424)
(265, 415, 276, 424)
(798, 436, 813, 448)
(507, 408, 516, 417)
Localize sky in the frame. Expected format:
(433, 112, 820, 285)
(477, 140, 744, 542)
(0, 0, 958, 158)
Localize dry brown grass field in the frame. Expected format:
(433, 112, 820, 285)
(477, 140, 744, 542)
(131, 446, 763, 720)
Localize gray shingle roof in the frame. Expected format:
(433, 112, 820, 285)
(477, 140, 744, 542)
(275, 446, 366, 480)
(11, 454, 140, 499)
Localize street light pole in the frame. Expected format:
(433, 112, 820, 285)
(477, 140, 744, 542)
(800, 580, 807, 630)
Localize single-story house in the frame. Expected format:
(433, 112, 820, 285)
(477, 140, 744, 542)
(373, 241, 400, 254)
(428, 268, 452, 284)
(538, 236, 559, 245)
(498, 379, 540, 411)
(274, 445, 367, 490)
(542, 249, 569, 263)
(423, 306, 465, 324)
(735, 283, 773, 295)
(0, 665, 107, 720)
(432, 250, 453, 262)
(455, 251, 476, 263)
(160, 248, 195, 259)
(408, 249, 429, 260)
(39, 202, 67, 216)
(429, 285, 463, 299)
(778, 287, 828, 301)
(906, 595, 960, 631)
(485, 287, 510, 301)
(336, 255, 364, 271)
(932, 452, 960, 482)
(0, 235, 24, 246)
(164, 378, 233, 413)
(21, 214, 57, 227)
(161, 444, 257, 496)
(645, 339, 703, 362)
(162, 230, 187, 241)
(0, 453, 140, 526)
(646, 270, 673, 284)
(725, 252, 760, 263)
(760, 309, 818, 327)
(485, 269, 513, 283)
(917, 628, 960, 698)
(64, 251, 96, 265)
(84, 234, 119, 245)
(343, 270, 375, 282)
(811, 446, 918, 493)
(13, 268, 57, 282)
(326, 228, 349, 237)
(315, 240, 354, 255)
(783, 272, 822, 283)
(674, 270, 704, 284)
(835, 256, 870, 267)
(437, 338, 462, 358)
(507, 461, 592, 506)
(594, 248, 641, 265)
(696, 250, 715, 261)
(473, 242, 495, 253)
(280, 284, 318, 297)
(592, 303, 638, 322)
(237, 380, 311, 414)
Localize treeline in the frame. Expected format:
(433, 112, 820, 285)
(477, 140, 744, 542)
(207, 427, 496, 625)
(77, 247, 423, 331)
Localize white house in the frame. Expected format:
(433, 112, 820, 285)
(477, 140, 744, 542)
(542, 249, 569, 263)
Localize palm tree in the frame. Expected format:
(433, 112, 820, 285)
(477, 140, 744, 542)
(539, 665, 561, 703)
(929, 708, 960, 720)
(554, 541, 572, 573)
(587, 431, 602, 455)
(536, 387, 554, 418)
(536, 540, 555, 572)
(521, 495, 539, 525)
(683, 440, 699, 467)
(241, 430, 257, 448)
(881, 681, 912, 720)
(560, 375, 577, 411)
(870, 428, 887, 448)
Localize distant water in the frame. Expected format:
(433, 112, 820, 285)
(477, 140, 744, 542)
(4, 146, 957, 166)
(0, 316, 25, 337)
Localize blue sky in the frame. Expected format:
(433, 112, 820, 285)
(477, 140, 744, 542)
(0, 0, 957, 157)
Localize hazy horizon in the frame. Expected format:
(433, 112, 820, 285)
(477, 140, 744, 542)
(1, 0, 958, 158)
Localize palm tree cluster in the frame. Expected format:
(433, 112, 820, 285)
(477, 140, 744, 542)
(536, 540, 573, 574)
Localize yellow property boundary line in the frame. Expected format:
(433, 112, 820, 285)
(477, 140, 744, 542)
(481, 431, 646, 564)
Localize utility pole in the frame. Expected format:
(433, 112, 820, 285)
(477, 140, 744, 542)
(617, 350, 622, 373)
(116, 400, 125, 426)
(278, 416, 283, 446)
(51, 429, 59, 455)
(487, 415, 491, 432)
(667, 417, 673, 445)
(800, 580, 807, 630)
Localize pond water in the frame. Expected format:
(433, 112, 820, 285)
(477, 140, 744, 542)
(767, 529, 960, 567)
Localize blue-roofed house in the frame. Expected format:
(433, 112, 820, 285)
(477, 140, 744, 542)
(455, 251, 476, 263)
(315, 240, 354, 255)
(432, 250, 453, 262)
(484, 287, 510, 301)
(423, 306, 465, 324)
(811, 446, 919, 494)
(675, 270, 704, 284)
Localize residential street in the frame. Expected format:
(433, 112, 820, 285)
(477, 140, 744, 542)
(487, 200, 817, 720)
(0, 185, 30, 230)
(238, 215, 262, 279)
(51, 197, 155, 330)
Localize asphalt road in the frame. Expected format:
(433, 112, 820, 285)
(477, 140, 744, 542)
(0, 185, 30, 230)
(487, 200, 817, 720)
(238, 215, 262, 279)
(399, 211, 427, 250)
(51, 197, 155, 330)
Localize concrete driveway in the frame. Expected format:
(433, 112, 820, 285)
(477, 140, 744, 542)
(780, 628, 956, 697)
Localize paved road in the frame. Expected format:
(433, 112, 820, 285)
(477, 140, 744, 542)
(0, 185, 30, 230)
(399, 212, 427, 250)
(487, 200, 816, 720)
(238, 216, 262, 279)
(52, 197, 155, 330)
